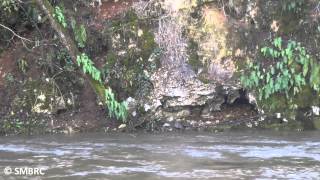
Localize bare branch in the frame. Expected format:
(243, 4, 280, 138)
(0, 23, 33, 42)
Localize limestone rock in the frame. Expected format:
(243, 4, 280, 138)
(146, 64, 241, 120)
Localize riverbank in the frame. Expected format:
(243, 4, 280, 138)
(0, 0, 319, 136)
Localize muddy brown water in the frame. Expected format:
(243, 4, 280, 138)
(0, 131, 320, 179)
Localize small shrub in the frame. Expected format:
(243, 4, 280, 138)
(0, 0, 18, 13)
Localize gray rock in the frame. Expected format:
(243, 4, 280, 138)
(174, 121, 183, 129)
(141, 62, 244, 122)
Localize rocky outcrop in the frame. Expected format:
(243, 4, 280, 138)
(145, 64, 241, 119)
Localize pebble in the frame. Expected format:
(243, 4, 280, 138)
(163, 123, 171, 127)
(118, 124, 127, 129)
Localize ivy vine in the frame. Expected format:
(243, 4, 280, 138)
(53, 6, 67, 28)
(76, 53, 128, 122)
(54, 6, 128, 122)
(241, 37, 320, 102)
(71, 19, 87, 48)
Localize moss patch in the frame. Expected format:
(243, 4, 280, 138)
(101, 10, 160, 99)
(313, 117, 320, 130)
(187, 39, 202, 71)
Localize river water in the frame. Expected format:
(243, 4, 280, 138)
(0, 131, 320, 179)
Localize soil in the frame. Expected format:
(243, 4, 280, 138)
(0, 42, 18, 87)
(89, 0, 136, 30)
(0, 41, 24, 118)
(96, 0, 135, 20)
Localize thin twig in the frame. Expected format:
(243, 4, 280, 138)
(0, 23, 33, 42)
(0, 23, 36, 51)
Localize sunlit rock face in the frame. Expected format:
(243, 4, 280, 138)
(146, 65, 241, 120)
(135, 0, 242, 122)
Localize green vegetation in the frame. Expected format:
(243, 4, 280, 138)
(187, 39, 202, 71)
(103, 10, 159, 98)
(51, 4, 128, 122)
(17, 59, 28, 74)
(105, 88, 128, 122)
(4, 73, 15, 85)
(281, 0, 304, 13)
(76, 53, 128, 122)
(71, 19, 87, 48)
(2, 119, 24, 133)
(1, 0, 18, 13)
(53, 6, 67, 28)
(241, 37, 320, 103)
(76, 53, 102, 83)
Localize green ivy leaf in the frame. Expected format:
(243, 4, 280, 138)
(273, 37, 282, 49)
